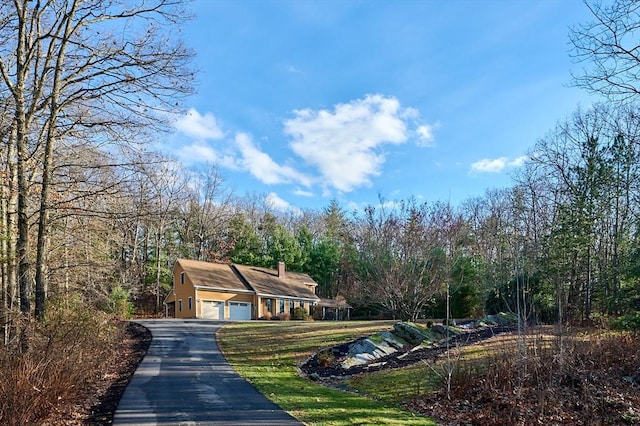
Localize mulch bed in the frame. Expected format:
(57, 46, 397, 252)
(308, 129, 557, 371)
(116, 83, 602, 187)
(299, 325, 516, 379)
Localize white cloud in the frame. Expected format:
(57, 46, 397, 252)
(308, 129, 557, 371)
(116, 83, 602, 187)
(171, 98, 434, 198)
(174, 108, 224, 140)
(234, 133, 312, 187)
(284, 94, 417, 192)
(471, 157, 508, 173)
(416, 124, 435, 147)
(265, 192, 302, 215)
(510, 155, 527, 167)
(285, 65, 303, 74)
(293, 188, 315, 197)
(178, 143, 240, 170)
(470, 155, 528, 174)
(178, 143, 219, 163)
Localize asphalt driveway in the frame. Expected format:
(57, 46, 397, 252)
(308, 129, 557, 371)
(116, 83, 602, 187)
(113, 319, 301, 425)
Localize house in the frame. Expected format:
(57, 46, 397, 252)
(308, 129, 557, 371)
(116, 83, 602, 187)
(163, 259, 321, 320)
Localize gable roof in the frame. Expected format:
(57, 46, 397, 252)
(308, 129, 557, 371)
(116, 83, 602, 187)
(176, 259, 252, 292)
(233, 264, 319, 300)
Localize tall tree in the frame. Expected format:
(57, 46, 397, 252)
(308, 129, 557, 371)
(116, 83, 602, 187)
(0, 0, 193, 318)
(527, 103, 640, 320)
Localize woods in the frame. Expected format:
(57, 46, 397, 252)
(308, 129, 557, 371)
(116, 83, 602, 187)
(0, 0, 193, 340)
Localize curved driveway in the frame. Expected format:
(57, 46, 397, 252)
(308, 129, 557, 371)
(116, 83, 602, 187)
(113, 319, 301, 425)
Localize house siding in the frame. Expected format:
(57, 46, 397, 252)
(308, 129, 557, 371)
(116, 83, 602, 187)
(258, 296, 313, 318)
(173, 263, 196, 318)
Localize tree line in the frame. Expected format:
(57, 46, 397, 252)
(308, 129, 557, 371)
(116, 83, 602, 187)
(3, 0, 640, 342)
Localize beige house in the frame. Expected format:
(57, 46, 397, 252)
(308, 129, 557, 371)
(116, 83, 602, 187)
(164, 259, 320, 320)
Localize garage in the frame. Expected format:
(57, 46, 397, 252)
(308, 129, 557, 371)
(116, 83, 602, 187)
(229, 301, 252, 320)
(201, 300, 224, 320)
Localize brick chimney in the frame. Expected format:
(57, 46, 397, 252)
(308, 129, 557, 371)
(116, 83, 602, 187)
(277, 261, 286, 278)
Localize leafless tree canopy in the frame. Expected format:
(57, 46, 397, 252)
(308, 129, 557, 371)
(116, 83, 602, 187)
(570, 0, 640, 101)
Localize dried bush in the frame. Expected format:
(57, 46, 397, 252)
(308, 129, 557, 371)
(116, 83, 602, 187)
(411, 331, 640, 425)
(317, 349, 335, 367)
(0, 297, 124, 425)
(278, 312, 291, 321)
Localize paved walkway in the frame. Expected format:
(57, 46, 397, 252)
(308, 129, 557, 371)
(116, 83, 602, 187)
(113, 319, 301, 425)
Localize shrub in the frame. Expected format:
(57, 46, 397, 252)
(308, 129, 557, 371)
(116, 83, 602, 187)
(262, 311, 272, 320)
(610, 312, 640, 332)
(278, 312, 291, 321)
(107, 285, 135, 319)
(0, 296, 124, 425)
(317, 349, 335, 367)
(423, 331, 640, 425)
(291, 306, 308, 320)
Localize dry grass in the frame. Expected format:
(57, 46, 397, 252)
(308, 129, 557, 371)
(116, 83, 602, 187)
(0, 298, 124, 426)
(408, 328, 640, 425)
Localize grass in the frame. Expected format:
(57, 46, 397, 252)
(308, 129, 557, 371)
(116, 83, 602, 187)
(347, 364, 437, 405)
(217, 320, 436, 425)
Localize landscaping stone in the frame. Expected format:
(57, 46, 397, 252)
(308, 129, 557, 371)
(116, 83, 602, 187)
(341, 357, 363, 369)
(481, 312, 518, 326)
(348, 338, 379, 356)
(393, 322, 432, 345)
(379, 331, 408, 349)
(340, 335, 401, 369)
(303, 322, 517, 379)
(429, 324, 460, 339)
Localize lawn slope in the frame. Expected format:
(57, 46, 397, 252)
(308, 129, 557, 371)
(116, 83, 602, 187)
(217, 321, 435, 426)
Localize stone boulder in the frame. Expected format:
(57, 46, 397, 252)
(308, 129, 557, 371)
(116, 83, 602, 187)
(430, 324, 460, 339)
(378, 331, 408, 349)
(393, 322, 432, 345)
(479, 312, 518, 326)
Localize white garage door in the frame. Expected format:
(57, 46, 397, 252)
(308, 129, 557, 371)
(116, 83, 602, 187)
(201, 300, 224, 320)
(229, 302, 252, 320)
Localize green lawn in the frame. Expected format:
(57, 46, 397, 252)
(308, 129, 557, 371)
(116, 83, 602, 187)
(217, 321, 436, 425)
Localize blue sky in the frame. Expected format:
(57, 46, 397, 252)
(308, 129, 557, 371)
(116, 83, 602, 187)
(165, 0, 597, 213)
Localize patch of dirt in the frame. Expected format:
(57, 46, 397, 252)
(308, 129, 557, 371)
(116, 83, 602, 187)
(300, 324, 516, 379)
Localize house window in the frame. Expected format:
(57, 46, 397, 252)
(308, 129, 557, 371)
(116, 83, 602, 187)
(188, 297, 192, 311)
(289, 299, 295, 312)
(178, 299, 183, 312)
(180, 271, 185, 285)
(279, 299, 285, 314)
(299, 300, 304, 308)
(265, 299, 272, 313)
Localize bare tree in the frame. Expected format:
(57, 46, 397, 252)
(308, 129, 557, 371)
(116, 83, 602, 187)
(176, 165, 234, 262)
(0, 0, 193, 319)
(355, 199, 451, 321)
(570, 0, 640, 101)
